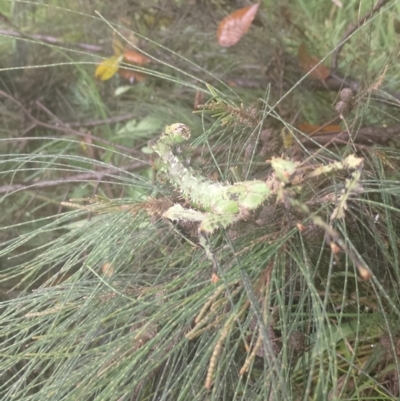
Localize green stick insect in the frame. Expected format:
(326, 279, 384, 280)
(150, 123, 370, 280)
(63, 123, 370, 280)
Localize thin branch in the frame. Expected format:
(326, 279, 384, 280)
(310, 73, 361, 92)
(65, 113, 136, 128)
(331, 0, 390, 70)
(0, 90, 142, 157)
(35, 100, 64, 124)
(299, 124, 400, 148)
(0, 29, 104, 53)
(0, 161, 145, 195)
(309, 71, 400, 102)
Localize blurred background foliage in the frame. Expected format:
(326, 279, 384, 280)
(1, 0, 400, 400)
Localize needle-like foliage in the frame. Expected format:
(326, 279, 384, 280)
(1, 1, 400, 400)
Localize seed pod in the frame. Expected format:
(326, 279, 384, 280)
(335, 88, 354, 115)
(339, 88, 354, 103)
(335, 100, 350, 115)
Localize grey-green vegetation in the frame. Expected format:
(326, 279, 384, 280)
(1, 1, 400, 400)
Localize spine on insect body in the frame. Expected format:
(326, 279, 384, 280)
(150, 124, 270, 216)
(150, 123, 224, 211)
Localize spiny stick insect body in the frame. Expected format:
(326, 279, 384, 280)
(149, 123, 272, 274)
(62, 124, 369, 279)
(150, 123, 370, 280)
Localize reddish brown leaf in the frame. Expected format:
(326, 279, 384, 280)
(217, 3, 260, 47)
(118, 68, 147, 84)
(193, 90, 205, 110)
(298, 43, 330, 81)
(123, 49, 151, 65)
(298, 122, 341, 135)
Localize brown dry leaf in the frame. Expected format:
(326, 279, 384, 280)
(118, 68, 147, 84)
(95, 55, 122, 81)
(358, 265, 372, 281)
(123, 49, 151, 65)
(193, 90, 205, 110)
(112, 32, 124, 56)
(298, 43, 330, 81)
(296, 223, 306, 232)
(298, 122, 341, 135)
(330, 242, 341, 254)
(114, 21, 139, 49)
(394, 18, 400, 34)
(101, 262, 115, 277)
(217, 3, 260, 47)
